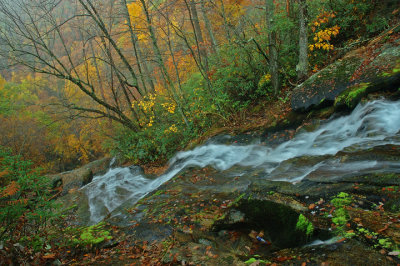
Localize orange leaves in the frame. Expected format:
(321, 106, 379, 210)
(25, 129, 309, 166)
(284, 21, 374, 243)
(0, 169, 9, 179)
(377, 223, 389, 233)
(1, 180, 28, 207)
(311, 11, 336, 31)
(1, 181, 19, 197)
(42, 253, 56, 259)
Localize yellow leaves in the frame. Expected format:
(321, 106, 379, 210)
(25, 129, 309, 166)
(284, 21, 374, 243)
(0, 74, 5, 90)
(147, 116, 154, 128)
(263, 73, 271, 82)
(164, 124, 178, 134)
(310, 22, 340, 52)
(258, 73, 271, 88)
(136, 93, 156, 113)
(161, 102, 176, 114)
(127, 2, 143, 25)
(310, 11, 339, 52)
(322, 43, 334, 51)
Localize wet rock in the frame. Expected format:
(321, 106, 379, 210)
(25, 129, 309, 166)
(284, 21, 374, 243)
(82, 169, 93, 186)
(214, 199, 312, 249)
(276, 238, 396, 265)
(292, 37, 400, 113)
(55, 189, 91, 225)
(227, 209, 245, 224)
(292, 55, 364, 112)
(48, 157, 111, 195)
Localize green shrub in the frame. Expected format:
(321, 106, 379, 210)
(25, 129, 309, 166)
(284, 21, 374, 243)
(105, 91, 200, 164)
(210, 44, 267, 110)
(0, 147, 58, 242)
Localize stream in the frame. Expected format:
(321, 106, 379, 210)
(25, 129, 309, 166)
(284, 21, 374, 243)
(82, 99, 400, 224)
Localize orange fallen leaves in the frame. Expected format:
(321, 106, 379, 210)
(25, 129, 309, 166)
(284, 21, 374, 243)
(274, 256, 293, 262)
(42, 254, 56, 259)
(378, 224, 389, 233)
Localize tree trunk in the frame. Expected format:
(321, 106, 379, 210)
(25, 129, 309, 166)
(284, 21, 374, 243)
(218, 0, 232, 43)
(121, 0, 155, 93)
(266, 0, 280, 95)
(140, 0, 189, 127)
(188, 0, 209, 71)
(200, 0, 218, 54)
(297, 0, 308, 82)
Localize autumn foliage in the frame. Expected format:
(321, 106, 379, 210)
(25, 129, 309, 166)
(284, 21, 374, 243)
(0, 0, 397, 167)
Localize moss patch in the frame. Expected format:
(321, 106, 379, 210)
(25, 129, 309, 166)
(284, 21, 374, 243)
(334, 82, 370, 109)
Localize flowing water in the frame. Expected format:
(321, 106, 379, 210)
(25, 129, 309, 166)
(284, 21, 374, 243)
(82, 100, 400, 224)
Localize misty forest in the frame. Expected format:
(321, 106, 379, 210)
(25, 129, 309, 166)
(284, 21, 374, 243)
(1, 0, 400, 264)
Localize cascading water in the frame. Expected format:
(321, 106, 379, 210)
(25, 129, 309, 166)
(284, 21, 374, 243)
(82, 99, 400, 224)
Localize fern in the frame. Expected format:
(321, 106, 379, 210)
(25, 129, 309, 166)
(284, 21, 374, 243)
(2, 198, 28, 207)
(0, 169, 8, 178)
(1, 181, 19, 197)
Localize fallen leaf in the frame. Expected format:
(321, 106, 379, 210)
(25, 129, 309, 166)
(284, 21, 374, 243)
(378, 224, 389, 233)
(42, 254, 56, 259)
(336, 238, 346, 243)
(274, 256, 293, 262)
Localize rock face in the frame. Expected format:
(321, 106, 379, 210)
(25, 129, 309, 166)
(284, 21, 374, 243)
(105, 143, 400, 265)
(291, 32, 400, 112)
(49, 157, 111, 195)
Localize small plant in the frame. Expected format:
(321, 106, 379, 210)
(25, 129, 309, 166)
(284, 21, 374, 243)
(330, 192, 353, 236)
(62, 222, 112, 249)
(245, 256, 270, 265)
(79, 222, 112, 245)
(331, 192, 352, 208)
(296, 214, 314, 237)
(377, 238, 393, 249)
(332, 208, 349, 227)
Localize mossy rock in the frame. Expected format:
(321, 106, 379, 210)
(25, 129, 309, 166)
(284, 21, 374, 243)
(291, 55, 363, 112)
(292, 38, 400, 113)
(334, 83, 370, 110)
(214, 199, 312, 249)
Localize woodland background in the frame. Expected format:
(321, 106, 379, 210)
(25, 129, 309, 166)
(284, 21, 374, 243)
(0, 0, 396, 172)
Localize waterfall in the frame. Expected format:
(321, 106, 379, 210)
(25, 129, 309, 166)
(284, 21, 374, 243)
(82, 99, 400, 224)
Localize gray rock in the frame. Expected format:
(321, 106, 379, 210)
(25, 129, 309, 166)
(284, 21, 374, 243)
(291, 41, 400, 112)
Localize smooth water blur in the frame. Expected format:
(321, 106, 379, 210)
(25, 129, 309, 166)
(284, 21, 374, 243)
(83, 100, 400, 224)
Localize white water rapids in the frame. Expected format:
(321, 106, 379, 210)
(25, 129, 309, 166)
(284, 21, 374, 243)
(82, 99, 400, 224)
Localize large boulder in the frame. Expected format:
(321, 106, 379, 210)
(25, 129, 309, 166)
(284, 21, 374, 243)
(49, 157, 111, 195)
(291, 31, 400, 112)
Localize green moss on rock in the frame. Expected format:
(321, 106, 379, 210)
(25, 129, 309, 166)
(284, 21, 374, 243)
(335, 83, 370, 109)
